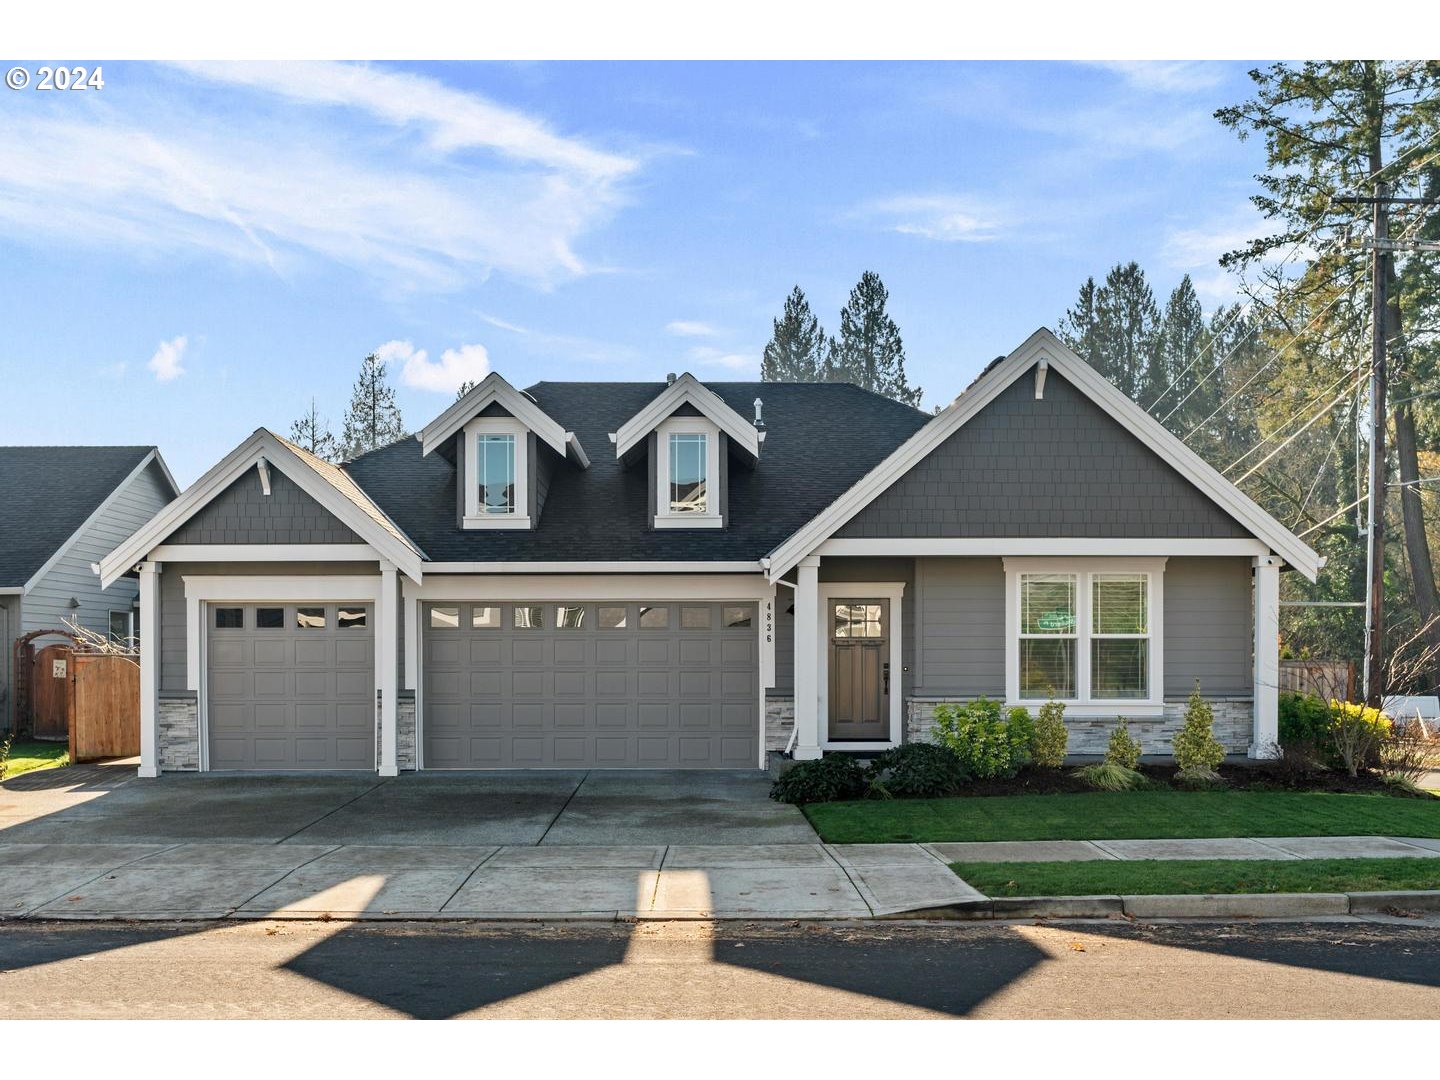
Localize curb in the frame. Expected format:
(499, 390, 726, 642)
(893, 888, 1440, 921)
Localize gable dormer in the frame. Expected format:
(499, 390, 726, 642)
(610, 373, 762, 530)
(418, 373, 589, 531)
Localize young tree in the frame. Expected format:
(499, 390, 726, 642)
(340, 353, 406, 461)
(1218, 61, 1440, 690)
(289, 398, 338, 462)
(827, 271, 923, 407)
(761, 286, 829, 383)
(455, 379, 479, 400)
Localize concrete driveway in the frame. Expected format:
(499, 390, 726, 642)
(0, 764, 817, 847)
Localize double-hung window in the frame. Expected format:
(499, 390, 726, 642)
(669, 432, 708, 514)
(1006, 558, 1163, 714)
(463, 417, 530, 528)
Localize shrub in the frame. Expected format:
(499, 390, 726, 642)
(1328, 699, 1391, 778)
(866, 742, 969, 799)
(1279, 691, 1331, 747)
(0, 733, 11, 782)
(770, 755, 867, 804)
(931, 698, 1030, 780)
(1376, 727, 1440, 787)
(1173, 685, 1226, 784)
(1074, 760, 1147, 791)
(1105, 720, 1142, 770)
(1030, 697, 1069, 768)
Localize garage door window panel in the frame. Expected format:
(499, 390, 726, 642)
(471, 605, 501, 629)
(256, 607, 285, 629)
(214, 607, 244, 630)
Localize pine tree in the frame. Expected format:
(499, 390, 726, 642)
(1152, 275, 1209, 429)
(1057, 277, 1101, 368)
(455, 380, 479, 400)
(826, 271, 922, 407)
(761, 286, 829, 383)
(1094, 262, 1159, 401)
(289, 398, 338, 462)
(340, 354, 406, 461)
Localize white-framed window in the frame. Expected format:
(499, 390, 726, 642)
(463, 417, 530, 529)
(654, 417, 722, 528)
(1004, 557, 1165, 715)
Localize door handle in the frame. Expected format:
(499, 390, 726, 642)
(883, 661, 890, 695)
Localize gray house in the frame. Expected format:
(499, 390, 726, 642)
(100, 329, 1318, 776)
(1, 446, 178, 730)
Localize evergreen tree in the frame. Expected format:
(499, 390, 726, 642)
(1094, 262, 1160, 401)
(1057, 277, 1101, 368)
(456, 379, 479, 400)
(761, 286, 829, 383)
(340, 353, 406, 461)
(826, 271, 922, 407)
(1152, 275, 1209, 430)
(289, 398, 338, 462)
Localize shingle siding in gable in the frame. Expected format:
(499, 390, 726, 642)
(167, 469, 363, 545)
(835, 370, 1250, 540)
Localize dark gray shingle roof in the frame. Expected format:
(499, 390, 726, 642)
(343, 381, 932, 563)
(0, 446, 156, 587)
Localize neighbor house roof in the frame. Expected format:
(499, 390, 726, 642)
(343, 381, 935, 564)
(0, 446, 171, 589)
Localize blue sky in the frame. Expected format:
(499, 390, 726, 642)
(0, 60, 1276, 485)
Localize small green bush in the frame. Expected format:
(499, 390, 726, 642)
(1174, 684, 1226, 784)
(866, 742, 969, 799)
(770, 756, 867, 804)
(931, 698, 1031, 780)
(1006, 707, 1035, 769)
(1105, 721, 1142, 770)
(1279, 691, 1331, 747)
(1030, 697, 1069, 768)
(1075, 760, 1147, 791)
(1329, 699, 1390, 777)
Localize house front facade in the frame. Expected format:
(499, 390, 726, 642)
(100, 329, 1320, 777)
(1, 445, 178, 731)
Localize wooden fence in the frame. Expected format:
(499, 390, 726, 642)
(68, 652, 140, 762)
(1278, 659, 1355, 702)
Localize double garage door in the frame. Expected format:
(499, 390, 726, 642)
(423, 601, 759, 769)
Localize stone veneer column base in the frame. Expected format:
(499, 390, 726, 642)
(158, 695, 200, 772)
(906, 697, 1256, 755)
(765, 696, 795, 752)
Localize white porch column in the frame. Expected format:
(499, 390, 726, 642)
(1250, 555, 1282, 758)
(792, 555, 822, 760)
(137, 561, 160, 778)
(377, 562, 399, 776)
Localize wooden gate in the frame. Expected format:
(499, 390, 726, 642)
(30, 644, 72, 740)
(69, 653, 140, 761)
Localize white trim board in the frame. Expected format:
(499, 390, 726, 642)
(423, 561, 765, 574)
(99, 429, 425, 588)
(816, 581, 905, 751)
(408, 573, 772, 602)
(152, 544, 380, 562)
(764, 327, 1321, 583)
(612, 373, 761, 460)
(815, 538, 1270, 558)
(27, 449, 177, 593)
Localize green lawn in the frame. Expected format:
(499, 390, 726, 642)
(803, 790, 1440, 844)
(1, 739, 69, 778)
(953, 856, 1440, 897)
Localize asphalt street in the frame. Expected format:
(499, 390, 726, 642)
(2, 918, 1438, 1019)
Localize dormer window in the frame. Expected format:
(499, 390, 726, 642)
(464, 417, 530, 529)
(655, 417, 721, 528)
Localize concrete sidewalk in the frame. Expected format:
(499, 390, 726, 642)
(926, 835, 1440, 863)
(0, 841, 983, 922)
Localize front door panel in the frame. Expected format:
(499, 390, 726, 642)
(828, 598, 889, 741)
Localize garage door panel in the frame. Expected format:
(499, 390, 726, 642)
(422, 601, 758, 769)
(207, 603, 373, 771)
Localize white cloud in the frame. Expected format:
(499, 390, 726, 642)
(666, 320, 718, 337)
(853, 194, 1001, 243)
(147, 335, 187, 381)
(381, 339, 492, 393)
(0, 62, 641, 290)
(687, 346, 757, 375)
(1088, 62, 1228, 95)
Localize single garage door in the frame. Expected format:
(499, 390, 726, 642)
(207, 602, 374, 770)
(423, 601, 759, 769)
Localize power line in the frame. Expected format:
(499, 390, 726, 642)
(1233, 368, 1371, 484)
(1297, 495, 1366, 540)
(1224, 360, 1369, 475)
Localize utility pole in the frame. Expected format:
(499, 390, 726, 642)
(1339, 186, 1440, 705)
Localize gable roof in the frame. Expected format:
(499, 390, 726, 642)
(0, 446, 177, 590)
(611, 373, 762, 460)
(343, 380, 932, 564)
(763, 328, 1322, 582)
(99, 429, 425, 586)
(417, 371, 589, 466)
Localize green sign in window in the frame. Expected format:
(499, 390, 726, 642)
(1036, 609, 1075, 632)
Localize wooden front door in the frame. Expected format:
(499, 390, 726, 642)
(828, 598, 889, 741)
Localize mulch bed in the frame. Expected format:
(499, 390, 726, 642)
(957, 763, 1414, 798)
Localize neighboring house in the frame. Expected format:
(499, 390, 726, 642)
(100, 329, 1319, 777)
(1, 446, 179, 731)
